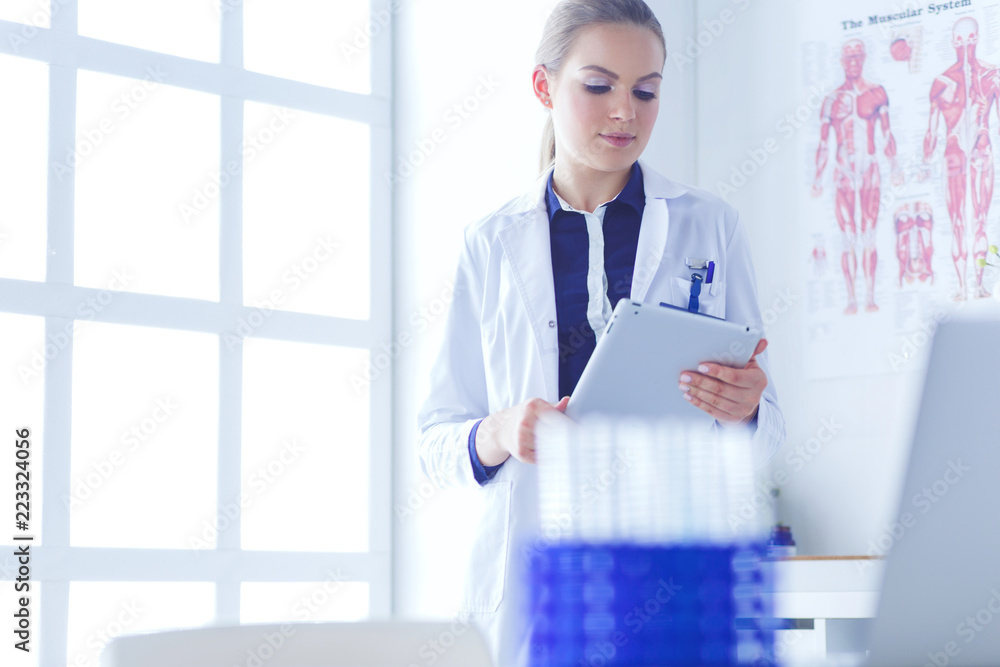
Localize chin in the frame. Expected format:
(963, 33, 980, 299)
(571, 144, 644, 174)
(598, 152, 642, 172)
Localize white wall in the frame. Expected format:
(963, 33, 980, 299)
(692, 0, 922, 555)
(391, 0, 697, 617)
(392, 0, 559, 619)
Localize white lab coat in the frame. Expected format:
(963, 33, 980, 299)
(416, 159, 785, 667)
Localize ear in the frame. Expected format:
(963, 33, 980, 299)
(532, 65, 552, 108)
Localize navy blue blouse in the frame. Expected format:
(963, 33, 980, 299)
(469, 163, 645, 484)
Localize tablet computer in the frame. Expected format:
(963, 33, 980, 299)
(565, 300, 762, 421)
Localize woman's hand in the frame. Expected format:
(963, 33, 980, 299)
(678, 339, 769, 426)
(475, 397, 570, 466)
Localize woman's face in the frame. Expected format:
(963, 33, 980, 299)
(546, 23, 664, 176)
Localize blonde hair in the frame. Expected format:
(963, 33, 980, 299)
(536, 0, 667, 173)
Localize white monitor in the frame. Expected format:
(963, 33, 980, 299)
(867, 306, 1000, 666)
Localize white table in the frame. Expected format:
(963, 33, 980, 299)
(767, 556, 885, 664)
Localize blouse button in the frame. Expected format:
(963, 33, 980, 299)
(548, 321, 556, 328)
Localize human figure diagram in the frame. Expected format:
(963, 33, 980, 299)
(923, 17, 997, 299)
(813, 39, 903, 315)
(894, 202, 934, 286)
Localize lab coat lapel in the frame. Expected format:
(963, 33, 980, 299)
(631, 197, 669, 302)
(631, 162, 688, 302)
(497, 208, 559, 401)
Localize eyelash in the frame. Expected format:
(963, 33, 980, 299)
(584, 84, 657, 101)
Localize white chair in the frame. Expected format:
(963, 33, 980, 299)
(101, 621, 494, 667)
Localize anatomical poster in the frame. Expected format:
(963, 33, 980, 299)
(798, 0, 1000, 378)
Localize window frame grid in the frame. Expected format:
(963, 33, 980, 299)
(0, 2, 392, 663)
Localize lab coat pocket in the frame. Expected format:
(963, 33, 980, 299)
(458, 480, 513, 614)
(670, 276, 727, 319)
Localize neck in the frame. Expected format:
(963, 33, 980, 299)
(551, 160, 633, 213)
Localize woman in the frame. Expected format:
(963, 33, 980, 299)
(417, 1, 785, 664)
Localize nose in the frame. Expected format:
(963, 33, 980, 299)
(609, 90, 636, 122)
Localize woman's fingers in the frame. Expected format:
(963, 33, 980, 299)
(681, 382, 744, 420)
(679, 362, 767, 423)
(508, 397, 569, 464)
(688, 362, 765, 391)
(516, 418, 537, 463)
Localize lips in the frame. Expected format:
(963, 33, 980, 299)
(601, 133, 635, 148)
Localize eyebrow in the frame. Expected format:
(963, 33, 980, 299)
(579, 65, 663, 82)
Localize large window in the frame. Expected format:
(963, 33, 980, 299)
(0, 2, 391, 665)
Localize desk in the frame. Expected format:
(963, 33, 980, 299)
(768, 556, 884, 663)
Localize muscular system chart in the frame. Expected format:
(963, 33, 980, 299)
(798, 1, 1000, 377)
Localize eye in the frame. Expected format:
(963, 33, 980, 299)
(633, 89, 657, 101)
(584, 84, 612, 94)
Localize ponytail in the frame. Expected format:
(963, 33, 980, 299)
(540, 115, 556, 174)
